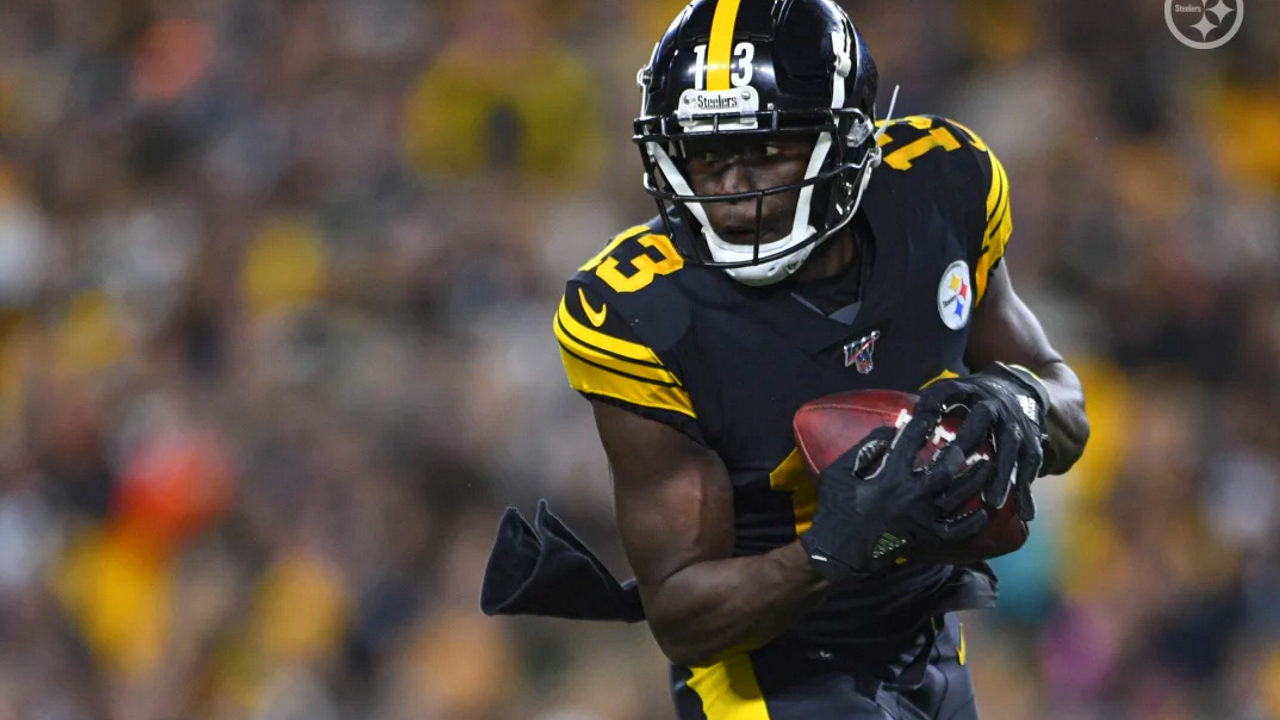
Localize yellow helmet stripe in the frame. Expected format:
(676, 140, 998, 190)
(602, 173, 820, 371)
(706, 0, 743, 91)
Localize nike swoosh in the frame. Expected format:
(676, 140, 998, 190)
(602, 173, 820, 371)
(578, 288, 607, 327)
(957, 622, 966, 666)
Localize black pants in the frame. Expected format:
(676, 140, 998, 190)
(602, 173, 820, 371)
(670, 614, 978, 719)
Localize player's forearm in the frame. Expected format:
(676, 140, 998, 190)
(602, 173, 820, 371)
(1032, 359, 1090, 475)
(641, 540, 827, 667)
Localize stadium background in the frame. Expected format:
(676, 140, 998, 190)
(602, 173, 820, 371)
(0, 0, 1278, 717)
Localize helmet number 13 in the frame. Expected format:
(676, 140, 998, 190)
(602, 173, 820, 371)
(691, 42, 754, 90)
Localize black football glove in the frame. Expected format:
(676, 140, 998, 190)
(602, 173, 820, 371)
(914, 362, 1050, 522)
(799, 405, 995, 582)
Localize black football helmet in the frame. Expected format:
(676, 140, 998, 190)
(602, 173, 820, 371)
(634, 0, 889, 286)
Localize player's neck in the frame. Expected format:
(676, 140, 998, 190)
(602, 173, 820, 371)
(792, 228, 857, 283)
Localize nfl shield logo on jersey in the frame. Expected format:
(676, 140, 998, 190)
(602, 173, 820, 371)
(843, 330, 880, 374)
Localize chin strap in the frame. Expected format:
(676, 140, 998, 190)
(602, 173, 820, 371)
(782, 84, 901, 278)
(874, 84, 900, 145)
(833, 83, 899, 242)
(832, 85, 897, 236)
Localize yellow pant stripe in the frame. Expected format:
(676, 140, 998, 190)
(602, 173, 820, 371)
(688, 654, 771, 719)
(706, 0, 743, 91)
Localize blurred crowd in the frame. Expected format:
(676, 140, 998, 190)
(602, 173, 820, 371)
(0, 0, 1276, 718)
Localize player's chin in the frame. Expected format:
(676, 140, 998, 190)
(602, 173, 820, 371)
(715, 226, 785, 247)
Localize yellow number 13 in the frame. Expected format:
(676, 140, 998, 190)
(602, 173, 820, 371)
(593, 233, 684, 294)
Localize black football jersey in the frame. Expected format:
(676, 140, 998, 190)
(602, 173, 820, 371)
(554, 115, 1013, 646)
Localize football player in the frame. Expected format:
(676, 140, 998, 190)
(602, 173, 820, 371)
(486, 0, 1090, 717)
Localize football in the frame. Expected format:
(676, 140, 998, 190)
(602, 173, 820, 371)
(793, 389, 1028, 564)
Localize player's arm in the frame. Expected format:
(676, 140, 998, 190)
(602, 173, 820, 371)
(914, 119, 1089, 518)
(562, 270, 974, 664)
(592, 399, 828, 668)
(916, 261, 1089, 519)
(963, 262, 1090, 476)
(594, 395, 985, 667)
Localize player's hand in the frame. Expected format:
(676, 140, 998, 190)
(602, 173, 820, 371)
(800, 406, 994, 582)
(914, 362, 1049, 522)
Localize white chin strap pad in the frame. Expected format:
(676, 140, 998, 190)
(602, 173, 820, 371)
(647, 131, 836, 287)
(720, 226, 819, 286)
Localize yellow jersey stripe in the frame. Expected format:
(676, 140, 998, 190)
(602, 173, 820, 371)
(985, 156, 1003, 221)
(554, 318, 682, 386)
(986, 152, 1010, 229)
(976, 153, 1013, 305)
(946, 119, 989, 152)
(988, 158, 1008, 235)
(558, 343, 680, 389)
(559, 346, 696, 419)
(706, 0, 743, 91)
(688, 654, 771, 719)
(556, 297, 658, 364)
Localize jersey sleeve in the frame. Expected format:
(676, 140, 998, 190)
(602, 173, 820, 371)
(941, 118, 1013, 307)
(875, 115, 1013, 307)
(553, 278, 704, 444)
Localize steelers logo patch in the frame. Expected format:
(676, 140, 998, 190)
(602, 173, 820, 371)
(937, 260, 972, 330)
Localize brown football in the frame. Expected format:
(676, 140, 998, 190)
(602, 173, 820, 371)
(793, 388, 1028, 564)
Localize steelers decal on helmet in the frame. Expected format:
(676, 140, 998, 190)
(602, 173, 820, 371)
(937, 260, 972, 330)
